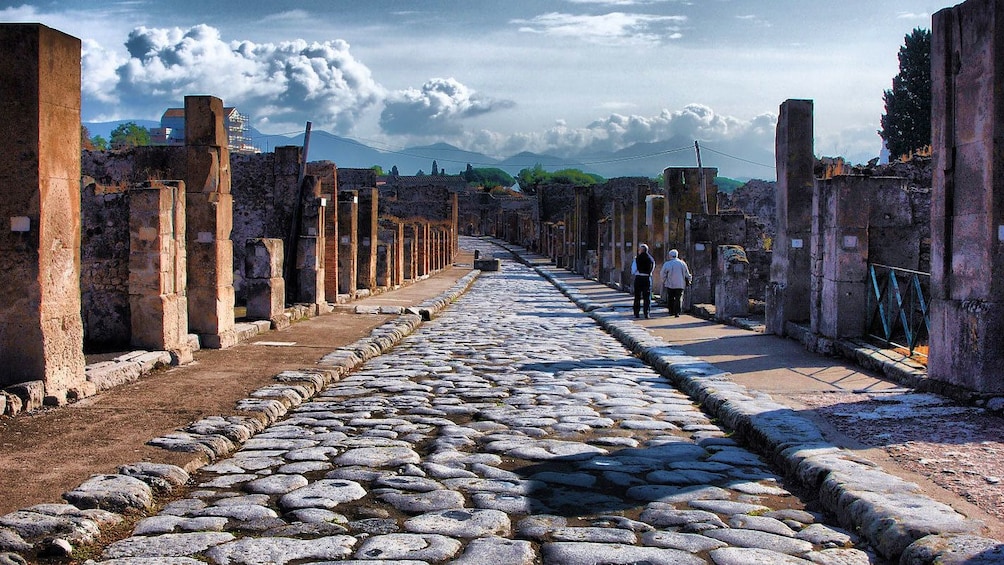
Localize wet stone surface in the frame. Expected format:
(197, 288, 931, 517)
(90, 242, 879, 564)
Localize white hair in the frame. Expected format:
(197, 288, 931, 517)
(669, 249, 679, 258)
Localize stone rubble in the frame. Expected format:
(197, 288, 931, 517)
(0, 240, 998, 564)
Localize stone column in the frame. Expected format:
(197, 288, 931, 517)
(929, 0, 1004, 393)
(129, 181, 191, 364)
(296, 177, 325, 308)
(184, 95, 236, 349)
(715, 245, 750, 320)
(0, 24, 86, 404)
(306, 160, 339, 302)
(688, 241, 714, 308)
(766, 99, 814, 336)
(451, 191, 460, 257)
(337, 190, 358, 298)
(356, 187, 378, 292)
(391, 222, 405, 286)
(648, 195, 667, 289)
(245, 238, 286, 328)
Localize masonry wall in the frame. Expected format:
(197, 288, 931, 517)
(80, 180, 131, 349)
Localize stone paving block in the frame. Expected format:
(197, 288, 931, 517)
(101, 532, 235, 559)
(62, 474, 153, 513)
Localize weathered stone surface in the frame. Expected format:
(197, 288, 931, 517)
(900, 534, 1004, 565)
(449, 536, 535, 565)
(708, 547, 816, 564)
(702, 528, 814, 555)
(377, 489, 466, 513)
(278, 479, 367, 510)
(403, 508, 511, 538)
(353, 533, 462, 561)
(243, 474, 308, 495)
(62, 474, 154, 512)
(102, 532, 235, 559)
(203, 535, 356, 565)
(541, 542, 705, 565)
(641, 530, 728, 552)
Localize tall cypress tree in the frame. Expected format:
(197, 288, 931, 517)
(880, 28, 932, 160)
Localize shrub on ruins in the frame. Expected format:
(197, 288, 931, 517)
(110, 121, 152, 149)
(463, 164, 515, 189)
(880, 27, 931, 160)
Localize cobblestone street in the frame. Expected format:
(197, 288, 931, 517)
(92, 242, 875, 564)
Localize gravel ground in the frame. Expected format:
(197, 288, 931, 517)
(795, 391, 1004, 529)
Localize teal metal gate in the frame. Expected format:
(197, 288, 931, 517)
(866, 263, 931, 358)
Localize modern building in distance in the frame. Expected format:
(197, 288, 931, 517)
(150, 106, 257, 153)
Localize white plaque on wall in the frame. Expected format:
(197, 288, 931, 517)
(791, 239, 803, 249)
(695, 243, 706, 251)
(999, 225, 1004, 242)
(842, 235, 858, 249)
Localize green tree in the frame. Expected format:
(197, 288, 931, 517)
(516, 164, 549, 196)
(464, 167, 515, 188)
(91, 135, 109, 150)
(109, 121, 151, 149)
(371, 165, 384, 175)
(880, 27, 931, 160)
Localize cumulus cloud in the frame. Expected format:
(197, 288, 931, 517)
(380, 78, 515, 135)
(460, 103, 777, 160)
(897, 12, 931, 20)
(82, 24, 383, 133)
(513, 12, 686, 45)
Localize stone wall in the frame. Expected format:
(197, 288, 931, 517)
(80, 180, 131, 350)
(231, 152, 275, 301)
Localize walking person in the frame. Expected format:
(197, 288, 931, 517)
(631, 243, 656, 319)
(660, 248, 692, 317)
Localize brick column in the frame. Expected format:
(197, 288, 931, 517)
(417, 222, 430, 277)
(337, 190, 358, 298)
(184, 95, 236, 349)
(296, 177, 325, 308)
(356, 187, 378, 292)
(403, 224, 417, 281)
(129, 181, 191, 364)
(0, 24, 86, 404)
(766, 99, 814, 336)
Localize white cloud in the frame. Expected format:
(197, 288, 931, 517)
(512, 12, 686, 45)
(380, 78, 515, 135)
(897, 12, 931, 20)
(83, 24, 383, 133)
(459, 103, 777, 160)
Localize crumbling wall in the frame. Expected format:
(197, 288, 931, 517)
(231, 152, 275, 302)
(80, 179, 130, 350)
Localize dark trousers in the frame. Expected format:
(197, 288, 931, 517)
(633, 275, 652, 317)
(666, 287, 684, 316)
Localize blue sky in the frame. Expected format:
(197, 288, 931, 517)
(2, 1, 946, 179)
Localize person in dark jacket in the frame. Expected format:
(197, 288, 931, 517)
(630, 243, 656, 319)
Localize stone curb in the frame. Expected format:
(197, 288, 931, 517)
(0, 269, 481, 561)
(518, 253, 1002, 563)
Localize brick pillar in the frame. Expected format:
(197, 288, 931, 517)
(929, 0, 1004, 393)
(376, 243, 391, 288)
(305, 163, 340, 304)
(0, 24, 86, 404)
(403, 224, 417, 281)
(129, 181, 191, 364)
(766, 99, 814, 336)
(648, 195, 667, 289)
(184, 95, 236, 349)
(296, 176, 325, 307)
(417, 222, 430, 277)
(337, 190, 357, 298)
(356, 187, 378, 292)
(245, 238, 285, 325)
(451, 192, 460, 257)
(391, 222, 405, 286)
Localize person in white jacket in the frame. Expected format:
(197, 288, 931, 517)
(660, 249, 692, 317)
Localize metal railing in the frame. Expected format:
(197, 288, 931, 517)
(866, 263, 931, 358)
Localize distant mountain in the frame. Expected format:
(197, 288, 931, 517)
(83, 121, 773, 181)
